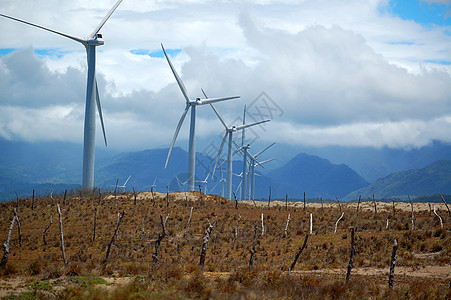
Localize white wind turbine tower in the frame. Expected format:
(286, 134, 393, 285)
(206, 92, 270, 201)
(0, 0, 124, 190)
(162, 44, 240, 192)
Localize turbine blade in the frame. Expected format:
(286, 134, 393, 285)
(95, 79, 107, 147)
(0, 13, 86, 44)
(123, 175, 131, 186)
(254, 142, 276, 158)
(165, 105, 189, 168)
(201, 88, 208, 99)
(161, 43, 190, 103)
(89, 0, 124, 38)
(212, 131, 228, 178)
(236, 119, 270, 131)
(210, 103, 229, 130)
(200, 96, 240, 105)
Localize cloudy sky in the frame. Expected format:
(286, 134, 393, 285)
(0, 0, 450, 156)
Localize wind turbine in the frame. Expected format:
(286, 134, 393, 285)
(161, 44, 240, 192)
(206, 94, 270, 201)
(0, 0, 124, 190)
(196, 171, 211, 195)
(113, 175, 131, 193)
(248, 143, 275, 199)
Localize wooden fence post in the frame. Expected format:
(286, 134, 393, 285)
(166, 185, 169, 208)
(373, 194, 377, 216)
(63, 189, 67, 205)
(283, 213, 290, 238)
(303, 192, 306, 212)
(408, 195, 414, 230)
(321, 197, 324, 211)
(345, 227, 355, 282)
(32, 188, 35, 210)
(233, 192, 238, 209)
(439, 194, 450, 215)
(103, 210, 125, 270)
(249, 225, 258, 271)
(288, 233, 309, 275)
(334, 212, 345, 233)
(392, 198, 396, 217)
(153, 214, 169, 264)
(336, 196, 342, 214)
(433, 206, 443, 228)
(199, 218, 216, 266)
(268, 186, 271, 208)
(43, 214, 53, 246)
(57, 204, 68, 266)
(0, 212, 18, 269)
(14, 209, 21, 247)
(133, 187, 137, 205)
(388, 238, 398, 289)
(184, 207, 193, 239)
(261, 213, 265, 237)
(356, 195, 361, 215)
(310, 213, 313, 235)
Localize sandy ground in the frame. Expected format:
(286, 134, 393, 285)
(240, 200, 449, 213)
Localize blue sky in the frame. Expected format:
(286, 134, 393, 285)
(388, 0, 451, 27)
(0, 0, 450, 154)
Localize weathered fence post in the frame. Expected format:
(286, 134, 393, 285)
(408, 195, 415, 230)
(356, 195, 361, 215)
(336, 196, 342, 214)
(235, 214, 241, 240)
(288, 232, 309, 275)
(63, 189, 67, 205)
(388, 238, 398, 289)
(268, 186, 271, 208)
(166, 185, 169, 208)
(249, 225, 258, 271)
(43, 214, 53, 246)
(57, 204, 68, 266)
(386, 218, 389, 229)
(428, 203, 432, 216)
(345, 227, 355, 282)
(433, 206, 443, 228)
(283, 213, 290, 238)
(0, 212, 19, 269)
(103, 210, 125, 270)
(32, 188, 35, 210)
(133, 187, 137, 205)
(439, 194, 450, 215)
(199, 218, 216, 266)
(373, 194, 377, 216)
(184, 207, 193, 239)
(153, 214, 169, 264)
(261, 213, 265, 237)
(98, 189, 101, 206)
(50, 189, 54, 205)
(392, 198, 396, 217)
(233, 192, 238, 209)
(334, 212, 345, 233)
(185, 192, 188, 208)
(310, 213, 313, 235)
(303, 192, 306, 212)
(248, 194, 257, 208)
(321, 197, 324, 211)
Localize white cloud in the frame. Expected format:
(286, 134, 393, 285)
(0, 0, 450, 152)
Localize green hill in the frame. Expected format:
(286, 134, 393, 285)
(344, 159, 451, 201)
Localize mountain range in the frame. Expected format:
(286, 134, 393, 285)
(1, 137, 450, 201)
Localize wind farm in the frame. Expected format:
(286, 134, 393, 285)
(0, 1, 450, 298)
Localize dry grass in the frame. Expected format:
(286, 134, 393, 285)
(0, 191, 449, 299)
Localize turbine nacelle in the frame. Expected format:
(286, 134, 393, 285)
(87, 33, 104, 46)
